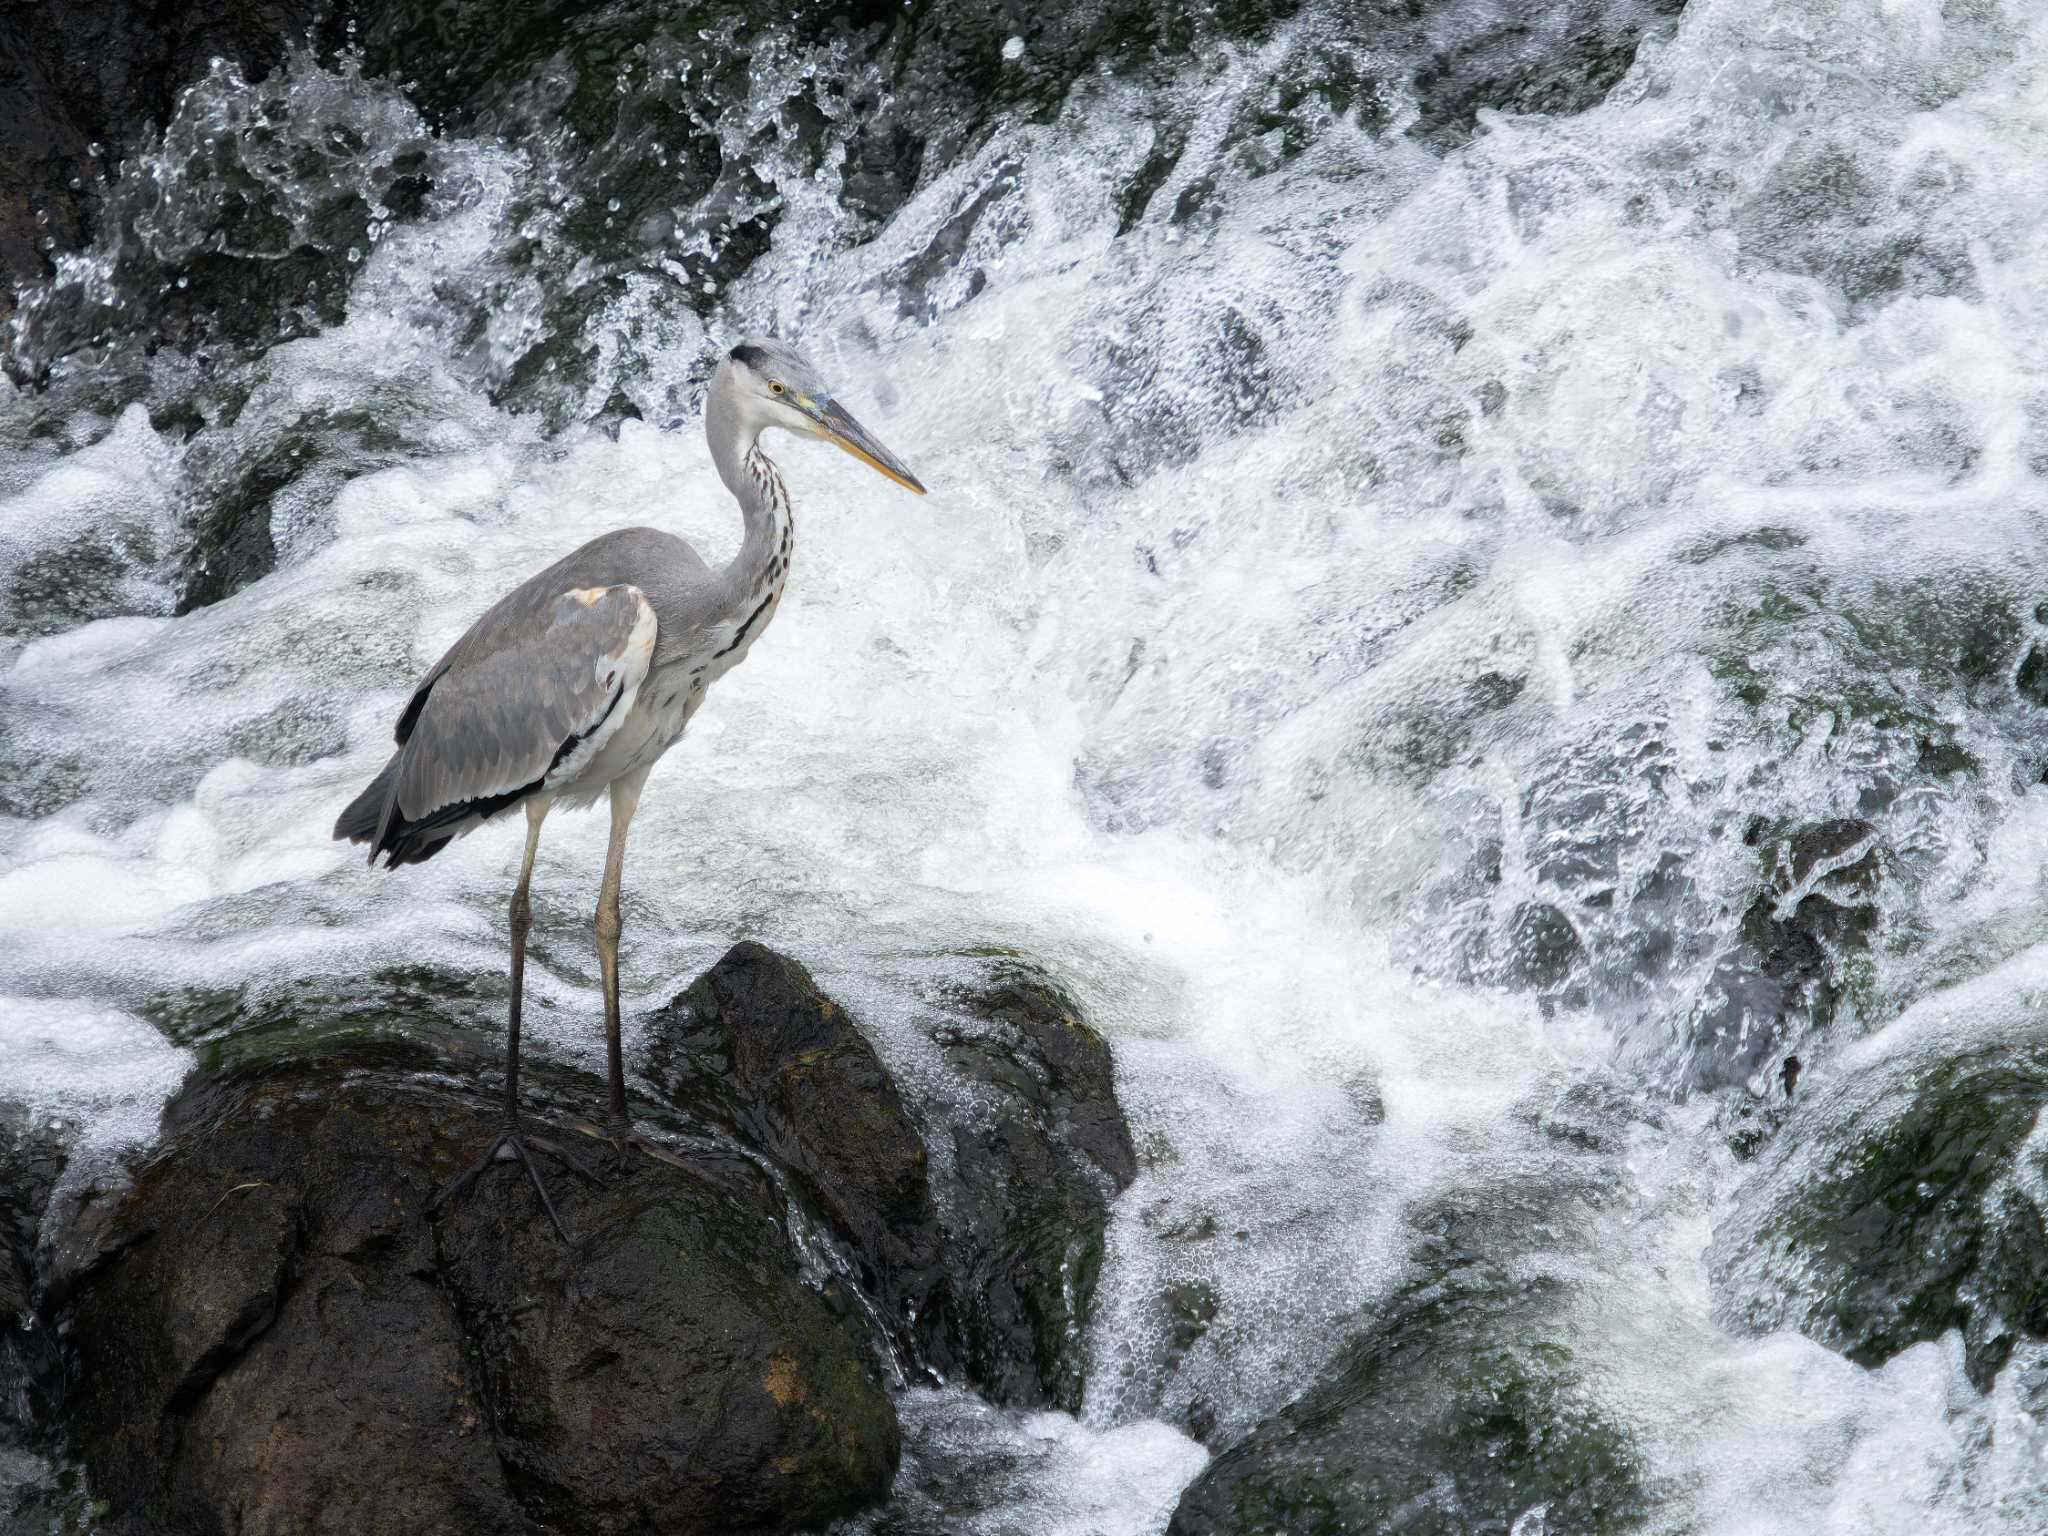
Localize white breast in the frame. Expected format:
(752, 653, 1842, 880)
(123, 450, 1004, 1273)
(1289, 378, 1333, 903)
(557, 662, 704, 801)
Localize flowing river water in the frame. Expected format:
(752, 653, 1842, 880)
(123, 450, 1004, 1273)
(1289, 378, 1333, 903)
(6, 0, 2048, 1529)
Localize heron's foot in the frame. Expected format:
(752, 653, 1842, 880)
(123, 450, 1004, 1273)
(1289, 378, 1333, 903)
(580, 1119, 689, 1175)
(430, 1126, 601, 1244)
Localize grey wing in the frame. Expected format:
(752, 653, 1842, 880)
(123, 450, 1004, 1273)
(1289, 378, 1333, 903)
(361, 583, 657, 864)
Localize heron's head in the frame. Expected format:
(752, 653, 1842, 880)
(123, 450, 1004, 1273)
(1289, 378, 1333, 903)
(723, 337, 926, 494)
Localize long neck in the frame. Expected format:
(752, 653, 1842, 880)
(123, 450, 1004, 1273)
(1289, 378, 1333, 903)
(707, 377, 794, 620)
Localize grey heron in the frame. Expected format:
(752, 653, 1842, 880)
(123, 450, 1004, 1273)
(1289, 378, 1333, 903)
(334, 339, 926, 1238)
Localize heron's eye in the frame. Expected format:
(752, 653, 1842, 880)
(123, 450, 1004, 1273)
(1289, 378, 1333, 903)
(769, 381, 785, 394)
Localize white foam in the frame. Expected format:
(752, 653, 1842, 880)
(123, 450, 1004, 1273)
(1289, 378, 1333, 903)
(0, 998, 190, 1157)
(872, 1390, 1209, 1536)
(6, 0, 2048, 1526)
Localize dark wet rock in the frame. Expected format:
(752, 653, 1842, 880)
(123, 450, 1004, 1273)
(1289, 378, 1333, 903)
(645, 942, 947, 1371)
(0, 1106, 71, 1449)
(931, 972, 1139, 1412)
(0, 0, 335, 316)
(9, 48, 434, 382)
(174, 401, 420, 612)
(51, 1029, 898, 1536)
(1505, 900, 1584, 991)
(1170, 1074, 1648, 1536)
(0, 0, 1688, 398)
(342, 0, 1681, 424)
(1712, 1030, 2048, 1393)
(645, 946, 1139, 1413)
(1169, 1266, 1643, 1536)
(1686, 817, 1882, 1096)
(177, 476, 278, 615)
(1409, 0, 1688, 147)
(2017, 642, 2048, 707)
(42, 944, 1140, 1531)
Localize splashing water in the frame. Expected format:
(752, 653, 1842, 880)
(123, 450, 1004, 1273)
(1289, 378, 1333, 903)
(9, 0, 2048, 1529)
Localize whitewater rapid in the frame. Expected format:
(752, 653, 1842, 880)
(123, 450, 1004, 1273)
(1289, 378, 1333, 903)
(9, 0, 2048, 1529)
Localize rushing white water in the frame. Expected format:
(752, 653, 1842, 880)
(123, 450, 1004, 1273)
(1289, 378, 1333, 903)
(8, 0, 2048, 1528)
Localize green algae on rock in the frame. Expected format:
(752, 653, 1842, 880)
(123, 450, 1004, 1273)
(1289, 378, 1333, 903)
(1712, 1027, 2048, 1393)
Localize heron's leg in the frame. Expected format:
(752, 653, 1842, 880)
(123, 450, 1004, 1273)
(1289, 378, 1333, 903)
(502, 796, 548, 1121)
(595, 768, 650, 1153)
(431, 797, 596, 1243)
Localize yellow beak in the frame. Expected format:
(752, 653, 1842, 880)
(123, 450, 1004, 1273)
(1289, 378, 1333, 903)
(811, 398, 927, 495)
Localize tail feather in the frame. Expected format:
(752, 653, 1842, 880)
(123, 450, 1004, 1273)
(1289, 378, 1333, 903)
(333, 749, 518, 869)
(334, 754, 400, 858)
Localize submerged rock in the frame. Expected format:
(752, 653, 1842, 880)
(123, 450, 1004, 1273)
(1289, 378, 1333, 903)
(1712, 1029, 2048, 1392)
(1168, 1267, 1643, 1536)
(1168, 1076, 1649, 1536)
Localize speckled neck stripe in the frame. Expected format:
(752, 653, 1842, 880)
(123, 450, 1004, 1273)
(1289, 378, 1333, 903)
(745, 445, 792, 552)
(714, 444, 792, 662)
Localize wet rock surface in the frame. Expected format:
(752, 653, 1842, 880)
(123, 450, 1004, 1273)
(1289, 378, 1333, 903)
(645, 944, 1139, 1411)
(1169, 1079, 1649, 1536)
(1168, 1267, 1644, 1536)
(930, 972, 1139, 1412)
(1713, 1030, 2048, 1392)
(0, 1107, 69, 1452)
(36, 942, 1137, 1533)
(0, 0, 335, 316)
(2, 0, 1688, 386)
(50, 1029, 898, 1536)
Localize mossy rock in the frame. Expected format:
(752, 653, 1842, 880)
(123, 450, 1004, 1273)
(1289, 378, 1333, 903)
(1712, 1030, 2048, 1391)
(1167, 1263, 1645, 1536)
(646, 945, 1139, 1412)
(141, 963, 507, 1076)
(931, 970, 1138, 1412)
(1170, 1074, 1651, 1535)
(644, 941, 948, 1371)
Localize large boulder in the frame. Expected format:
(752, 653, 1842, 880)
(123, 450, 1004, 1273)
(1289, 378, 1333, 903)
(645, 941, 950, 1372)
(49, 1030, 899, 1536)
(42, 941, 1139, 1532)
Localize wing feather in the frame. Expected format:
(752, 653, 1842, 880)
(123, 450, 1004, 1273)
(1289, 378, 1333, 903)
(384, 583, 656, 838)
